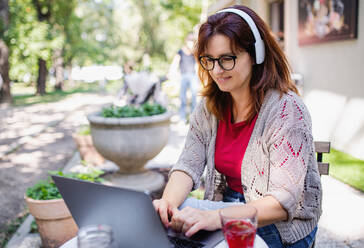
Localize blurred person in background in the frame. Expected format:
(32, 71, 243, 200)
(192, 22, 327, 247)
(169, 33, 199, 123)
(154, 5, 321, 248)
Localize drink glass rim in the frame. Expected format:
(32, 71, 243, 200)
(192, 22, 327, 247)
(219, 205, 258, 227)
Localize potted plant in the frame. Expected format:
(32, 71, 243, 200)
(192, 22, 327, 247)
(25, 170, 104, 248)
(87, 102, 172, 174)
(72, 125, 105, 166)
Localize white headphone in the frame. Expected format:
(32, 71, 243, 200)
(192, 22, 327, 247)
(217, 8, 265, 64)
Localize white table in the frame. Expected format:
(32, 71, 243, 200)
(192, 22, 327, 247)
(61, 234, 268, 248)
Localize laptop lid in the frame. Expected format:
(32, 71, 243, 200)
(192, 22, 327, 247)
(52, 176, 224, 248)
(52, 175, 171, 248)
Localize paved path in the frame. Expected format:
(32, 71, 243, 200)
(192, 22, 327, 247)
(1, 93, 364, 247)
(0, 93, 114, 231)
(315, 176, 364, 247)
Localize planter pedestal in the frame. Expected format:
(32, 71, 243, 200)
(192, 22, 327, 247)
(103, 170, 165, 194)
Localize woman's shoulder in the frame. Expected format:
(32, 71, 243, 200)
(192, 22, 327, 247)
(263, 90, 307, 113)
(191, 98, 215, 124)
(261, 90, 312, 128)
(264, 89, 301, 104)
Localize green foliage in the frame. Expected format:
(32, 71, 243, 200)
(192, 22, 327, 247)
(0, 213, 28, 248)
(325, 149, 364, 192)
(5, 0, 202, 98)
(26, 179, 62, 200)
(77, 125, 91, 136)
(114, 0, 202, 73)
(29, 220, 38, 233)
(101, 103, 167, 118)
(188, 188, 205, 200)
(26, 170, 104, 200)
(12, 81, 100, 106)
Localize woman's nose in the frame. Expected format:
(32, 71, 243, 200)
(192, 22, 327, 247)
(212, 61, 224, 74)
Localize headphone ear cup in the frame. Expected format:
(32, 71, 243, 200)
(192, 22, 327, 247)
(254, 39, 265, 64)
(217, 8, 265, 64)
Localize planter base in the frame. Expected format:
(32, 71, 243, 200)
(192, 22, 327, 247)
(103, 170, 165, 193)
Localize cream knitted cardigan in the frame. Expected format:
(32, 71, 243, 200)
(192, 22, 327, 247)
(170, 90, 322, 244)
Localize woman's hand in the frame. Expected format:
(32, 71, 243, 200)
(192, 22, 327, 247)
(152, 198, 178, 228)
(170, 207, 222, 237)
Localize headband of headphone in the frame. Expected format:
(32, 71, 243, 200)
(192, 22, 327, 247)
(217, 8, 265, 64)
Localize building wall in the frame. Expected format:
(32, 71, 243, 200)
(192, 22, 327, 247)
(207, 0, 364, 159)
(285, 0, 364, 160)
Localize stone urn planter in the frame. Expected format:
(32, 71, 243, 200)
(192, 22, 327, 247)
(87, 111, 172, 174)
(24, 196, 78, 248)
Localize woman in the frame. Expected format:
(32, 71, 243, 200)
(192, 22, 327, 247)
(153, 5, 322, 248)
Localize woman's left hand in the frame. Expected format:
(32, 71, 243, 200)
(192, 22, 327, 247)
(169, 207, 222, 237)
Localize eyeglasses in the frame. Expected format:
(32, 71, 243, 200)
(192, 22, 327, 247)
(199, 55, 237, 71)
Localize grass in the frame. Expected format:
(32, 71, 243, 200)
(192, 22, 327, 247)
(0, 213, 28, 248)
(11, 80, 122, 106)
(189, 188, 205, 200)
(324, 148, 364, 192)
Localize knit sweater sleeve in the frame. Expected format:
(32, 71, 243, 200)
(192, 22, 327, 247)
(264, 94, 314, 222)
(169, 101, 209, 190)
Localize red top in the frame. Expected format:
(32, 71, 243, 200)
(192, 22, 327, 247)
(215, 108, 258, 194)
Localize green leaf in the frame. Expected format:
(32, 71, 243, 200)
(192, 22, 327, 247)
(101, 103, 166, 118)
(26, 170, 105, 200)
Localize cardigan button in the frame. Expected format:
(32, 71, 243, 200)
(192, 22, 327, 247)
(242, 185, 248, 191)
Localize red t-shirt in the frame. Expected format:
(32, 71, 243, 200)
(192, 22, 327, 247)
(215, 108, 258, 194)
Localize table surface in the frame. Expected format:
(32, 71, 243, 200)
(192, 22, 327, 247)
(61, 234, 268, 248)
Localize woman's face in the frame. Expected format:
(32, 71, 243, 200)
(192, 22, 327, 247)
(204, 34, 253, 97)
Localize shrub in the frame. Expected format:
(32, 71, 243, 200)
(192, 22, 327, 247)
(25, 170, 104, 200)
(101, 103, 166, 118)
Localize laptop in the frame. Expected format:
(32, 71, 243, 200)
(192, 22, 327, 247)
(52, 175, 224, 248)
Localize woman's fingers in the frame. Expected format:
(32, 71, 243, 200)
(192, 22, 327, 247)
(169, 209, 182, 232)
(181, 215, 198, 234)
(185, 221, 204, 237)
(153, 199, 171, 228)
(171, 207, 200, 234)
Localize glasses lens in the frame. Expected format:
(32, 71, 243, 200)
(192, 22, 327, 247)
(219, 56, 235, 70)
(200, 57, 214, 71)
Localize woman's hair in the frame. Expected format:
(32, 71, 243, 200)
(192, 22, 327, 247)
(195, 5, 298, 122)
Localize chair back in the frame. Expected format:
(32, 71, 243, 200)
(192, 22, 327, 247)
(314, 141, 331, 175)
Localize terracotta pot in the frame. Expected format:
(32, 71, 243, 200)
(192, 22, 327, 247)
(25, 196, 78, 248)
(72, 134, 105, 165)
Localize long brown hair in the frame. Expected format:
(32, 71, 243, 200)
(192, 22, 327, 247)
(196, 5, 298, 122)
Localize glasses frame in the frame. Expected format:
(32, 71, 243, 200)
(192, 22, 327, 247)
(199, 55, 237, 71)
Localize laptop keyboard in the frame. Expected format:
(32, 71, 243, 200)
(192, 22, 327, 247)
(168, 236, 204, 248)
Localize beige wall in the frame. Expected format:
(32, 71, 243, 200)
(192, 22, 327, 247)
(207, 0, 364, 159)
(285, 0, 364, 159)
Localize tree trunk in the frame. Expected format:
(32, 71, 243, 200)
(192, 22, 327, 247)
(0, 39, 12, 103)
(36, 58, 47, 95)
(53, 49, 64, 91)
(0, 0, 11, 103)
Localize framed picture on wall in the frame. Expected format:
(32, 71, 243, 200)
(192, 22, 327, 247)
(298, 0, 358, 46)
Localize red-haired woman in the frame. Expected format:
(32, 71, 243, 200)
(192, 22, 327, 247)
(153, 5, 321, 247)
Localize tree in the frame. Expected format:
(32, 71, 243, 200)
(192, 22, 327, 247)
(32, 0, 51, 95)
(0, 0, 12, 103)
(114, 0, 202, 74)
(51, 0, 77, 91)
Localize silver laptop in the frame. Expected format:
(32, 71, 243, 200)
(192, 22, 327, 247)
(52, 175, 224, 248)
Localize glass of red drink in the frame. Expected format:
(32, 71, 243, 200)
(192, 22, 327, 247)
(220, 205, 257, 248)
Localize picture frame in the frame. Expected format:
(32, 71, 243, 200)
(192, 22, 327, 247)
(298, 0, 358, 46)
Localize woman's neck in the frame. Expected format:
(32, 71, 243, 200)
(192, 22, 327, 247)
(231, 90, 253, 123)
